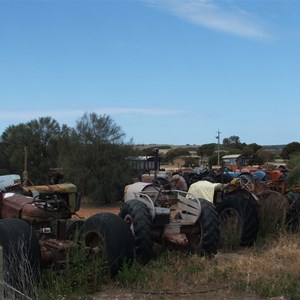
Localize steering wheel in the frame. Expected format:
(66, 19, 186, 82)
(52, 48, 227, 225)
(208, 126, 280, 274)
(237, 173, 255, 192)
(152, 177, 172, 192)
(33, 195, 56, 212)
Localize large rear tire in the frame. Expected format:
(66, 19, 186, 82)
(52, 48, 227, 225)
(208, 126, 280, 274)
(285, 191, 300, 232)
(0, 218, 41, 295)
(80, 213, 134, 277)
(186, 199, 220, 255)
(257, 189, 288, 237)
(215, 189, 259, 247)
(119, 200, 153, 262)
(67, 219, 84, 241)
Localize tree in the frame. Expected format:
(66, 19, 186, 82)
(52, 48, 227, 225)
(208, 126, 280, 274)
(1, 123, 31, 177)
(76, 112, 124, 144)
(197, 144, 216, 164)
(242, 143, 262, 165)
(60, 113, 134, 203)
(286, 153, 300, 185)
(223, 135, 243, 150)
(208, 154, 218, 166)
(0, 140, 10, 174)
(26, 117, 61, 184)
(1, 117, 62, 184)
(255, 148, 274, 165)
(136, 147, 159, 156)
(165, 148, 190, 164)
(281, 142, 300, 159)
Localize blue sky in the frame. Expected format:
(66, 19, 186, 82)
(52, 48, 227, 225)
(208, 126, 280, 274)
(0, 0, 299, 146)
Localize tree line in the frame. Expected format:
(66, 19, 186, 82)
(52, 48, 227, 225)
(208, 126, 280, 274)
(0, 113, 137, 203)
(1, 113, 300, 203)
(142, 136, 300, 168)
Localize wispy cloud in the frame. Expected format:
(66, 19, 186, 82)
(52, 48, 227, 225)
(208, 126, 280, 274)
(0, 107, 185, 122)
(144, 0, 272, 40)
(94, 107, 185, 116)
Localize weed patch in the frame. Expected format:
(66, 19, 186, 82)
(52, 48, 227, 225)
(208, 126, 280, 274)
(38, 247, 110, 300)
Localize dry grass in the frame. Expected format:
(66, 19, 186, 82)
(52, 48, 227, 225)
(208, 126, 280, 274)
(7, 230, 297, 299)
(114, 233, 300, 299)
(1, 235, 41, 300)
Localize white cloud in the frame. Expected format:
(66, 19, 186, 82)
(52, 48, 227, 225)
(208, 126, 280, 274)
(0, 106, 188, 134)
(93, 107, 184, 116)
(145, 0, 272, 40)
(0, 107, 185, 122)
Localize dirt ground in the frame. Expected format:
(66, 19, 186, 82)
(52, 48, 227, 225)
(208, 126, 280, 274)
(74, 201, 122, 219)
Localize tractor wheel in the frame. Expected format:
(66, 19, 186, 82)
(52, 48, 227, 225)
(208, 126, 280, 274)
(80, 213, 134, 277)
(257, 190, 288, 237)
(186, 199, 220, 256)
(0, 218, 41, 295)
(215, 190, 259, 247)
(67, 219, 84, 241)
(237, 173, 255, 192)
(119, 200, 153, 262)
(285, 191, 300, 232)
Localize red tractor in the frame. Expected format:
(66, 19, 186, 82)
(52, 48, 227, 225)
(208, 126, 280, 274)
(0, 175, 134, 294)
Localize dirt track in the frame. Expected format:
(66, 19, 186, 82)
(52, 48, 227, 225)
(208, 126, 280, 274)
(74, 202, 121, 219)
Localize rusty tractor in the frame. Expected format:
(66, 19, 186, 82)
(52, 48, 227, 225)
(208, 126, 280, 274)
(187, 167, 292, 248)
(0, 175, 134, 293)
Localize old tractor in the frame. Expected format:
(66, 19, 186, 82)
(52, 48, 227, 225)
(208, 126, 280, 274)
(0, 175, 134, 294)
(120, 180, 220, 261)
(187, 168, 291, 248)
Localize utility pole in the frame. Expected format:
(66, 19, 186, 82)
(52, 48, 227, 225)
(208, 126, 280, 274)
(216, 130, 221, 165)
(22, 146, 33, 186)
(153, 148, 159, 179)
(22, 146, 29, 186)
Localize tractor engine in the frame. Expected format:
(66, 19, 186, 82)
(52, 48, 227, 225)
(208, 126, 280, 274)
(1, 183, 81, 225)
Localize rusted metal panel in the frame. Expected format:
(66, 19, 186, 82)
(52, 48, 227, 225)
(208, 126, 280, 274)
(57, 220, 67, 241)
(2, 193, 32, 218)
(21, 203, 54, 223)
(40, 238, 78, 269)
(23, 183, 77, 194)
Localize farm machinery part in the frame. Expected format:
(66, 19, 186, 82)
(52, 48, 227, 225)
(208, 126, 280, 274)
(188, 179, 260, 247)
(121, 181, 220, 261)
(188, 170, 291, 247)
(1, 183, 82, 268)
(0, 175, 134, 294)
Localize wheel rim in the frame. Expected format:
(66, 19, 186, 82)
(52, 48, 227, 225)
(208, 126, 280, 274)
(85, 231, 106, 256)
(238, 175, 255, 192)
(188, 223, 204, 248)
(124, 214, 135, 235)
(219, 208, 242, 249)
(258, 190, 288, 236)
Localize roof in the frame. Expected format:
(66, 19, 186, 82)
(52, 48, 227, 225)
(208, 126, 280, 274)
(222, 154, 243, 159)
(127, 156, 155, 161)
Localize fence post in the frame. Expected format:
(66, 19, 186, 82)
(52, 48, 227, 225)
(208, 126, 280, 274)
(0, 246, 3, 298)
